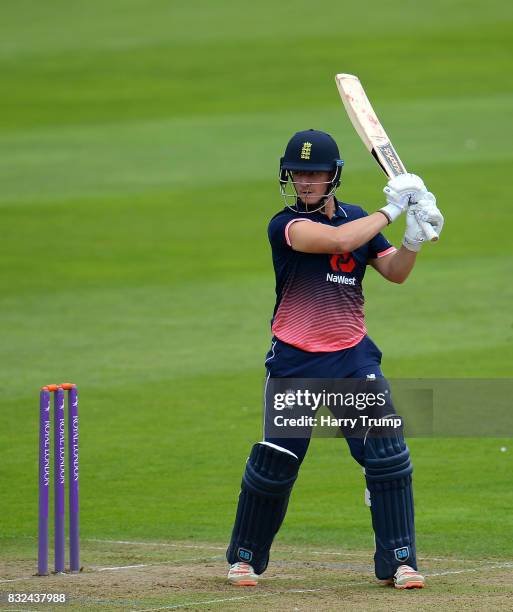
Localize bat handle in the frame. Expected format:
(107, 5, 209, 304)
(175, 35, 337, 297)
(415, 215, 439, 242)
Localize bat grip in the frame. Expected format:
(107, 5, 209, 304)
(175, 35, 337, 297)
(414, 214, 439, 242)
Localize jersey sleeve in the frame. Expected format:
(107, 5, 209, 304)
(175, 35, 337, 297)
(268, 213, 313, 249)
(346, 204, 396, 261)
(368, 232, 396, 259)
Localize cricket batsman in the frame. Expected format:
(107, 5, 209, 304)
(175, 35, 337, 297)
(226, 129, 444, 589)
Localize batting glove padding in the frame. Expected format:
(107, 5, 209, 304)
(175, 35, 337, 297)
(412, 192, 444, 238)
(381, 173, 428, 223)
(403, 208, 426, 252)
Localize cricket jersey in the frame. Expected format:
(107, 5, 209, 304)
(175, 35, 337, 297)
(268, 201, 396, 352)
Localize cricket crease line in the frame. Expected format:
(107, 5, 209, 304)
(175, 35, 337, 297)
(309, 550, 507, 564)
(7, 536, 506, 568)
(95, 555, 223, 572)
(2, 609, 45, 612)
(86, 538, 225, 551)
(97, 564, 148, 571)
(0, 555, 220, 584)
(426, 561, 513, 577)
(0, 556, 224, 583)
(87, 538, 499, 565)
(3, 557, 511, 586)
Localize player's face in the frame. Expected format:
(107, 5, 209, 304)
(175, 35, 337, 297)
(291, 171, 332, 205)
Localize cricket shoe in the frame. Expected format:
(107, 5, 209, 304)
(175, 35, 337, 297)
(387, 565, 425, 589)
(227, 562, 258, 586)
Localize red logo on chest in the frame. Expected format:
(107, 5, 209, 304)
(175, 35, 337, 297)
(330, 253, 355, 273)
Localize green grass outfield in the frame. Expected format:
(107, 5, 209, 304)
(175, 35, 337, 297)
(1, 0, 512, 599)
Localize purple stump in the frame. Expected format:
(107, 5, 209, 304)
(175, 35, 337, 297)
(67, 385, 80, 572)
(38, 389, 51, 575)
(53, 387, 66, 573)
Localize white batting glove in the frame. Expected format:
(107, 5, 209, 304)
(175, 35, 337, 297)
(412, 192, 444, 237)
(380, 173, 428, 223)
(403, 208, 426, 252)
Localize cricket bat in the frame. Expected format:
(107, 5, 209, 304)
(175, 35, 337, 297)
(335, 73, 438, 241)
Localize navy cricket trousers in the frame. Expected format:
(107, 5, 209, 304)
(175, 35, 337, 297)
(263, 335, 387, 465)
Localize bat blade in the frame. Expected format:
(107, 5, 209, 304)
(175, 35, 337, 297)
(335, 73, 437, 241)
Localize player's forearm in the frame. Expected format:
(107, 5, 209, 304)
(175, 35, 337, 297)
(380, 246, 417, 284)
(334, 211, 388, 253)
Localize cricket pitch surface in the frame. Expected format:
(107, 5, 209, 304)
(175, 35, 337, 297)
(1, 539, 513, 611)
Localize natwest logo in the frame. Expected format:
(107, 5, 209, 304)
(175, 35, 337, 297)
(330, 253, 355, 273)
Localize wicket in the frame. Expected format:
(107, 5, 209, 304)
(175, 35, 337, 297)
(38, 383, 80, 575)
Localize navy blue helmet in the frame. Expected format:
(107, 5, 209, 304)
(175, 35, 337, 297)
(279, 129, 344, 211)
